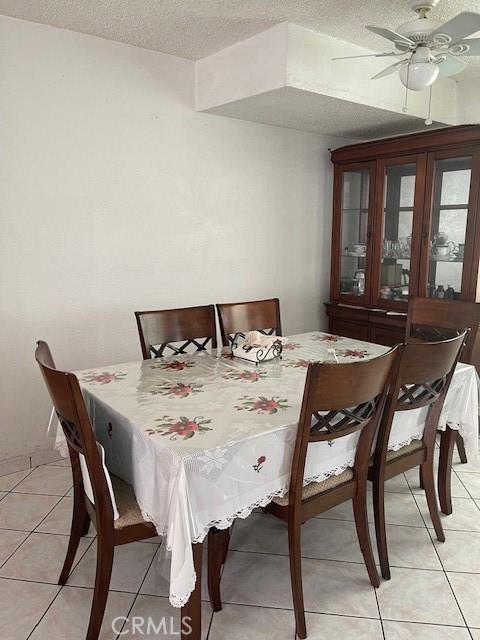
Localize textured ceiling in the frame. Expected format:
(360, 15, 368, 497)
(1, 0, 479, 77)
(206, 87, 445, 140)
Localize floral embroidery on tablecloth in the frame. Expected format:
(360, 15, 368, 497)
(150, 382, 204, 398)
(252, 455, 266, 472)
(285, 359, 311, 369)
(81, 371, 127, 385)
(145, 415, 212, 440)
(235, 396, 290, 414)
(222, 370, 267, 383)
(311, 334, 342, 342)
(151, 360, 196, 371)
(282, 342, 301, 351)
(337, 349, 369, 359)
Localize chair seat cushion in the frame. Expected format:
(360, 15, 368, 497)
(272, 468, 354, 507)
(386, 439, 423, 462)
(111, 475, 152, 529)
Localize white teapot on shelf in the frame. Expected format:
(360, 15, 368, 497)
(431, 232, 456, 257)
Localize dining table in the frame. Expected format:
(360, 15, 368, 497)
(56, 331, 479, 640)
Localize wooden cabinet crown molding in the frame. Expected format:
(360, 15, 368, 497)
(331, 125, 480, 164)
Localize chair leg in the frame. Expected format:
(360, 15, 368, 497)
(288, 520, 306, 640)
(207, 528, 227, 612)
(438, 426, 456, 515)
(421, 459, 445, 543)
(353, 490, 380, 588)
(372, 474, 390, 580)
(456, 432, 468, 464)
(86, 535, 114, 640)
(58, 497, 90, 585)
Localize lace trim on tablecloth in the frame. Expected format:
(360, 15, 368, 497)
(388, 432, 425, 451)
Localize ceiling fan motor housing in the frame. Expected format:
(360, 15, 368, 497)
(396, 17, 440, 47)
(409, 0, 440, 12)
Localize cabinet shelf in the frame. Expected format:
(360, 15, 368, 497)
(428, 256, 463, 263)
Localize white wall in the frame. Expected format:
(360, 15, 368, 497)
(457, 78, 480, 125)
(0, 16, 344, 462)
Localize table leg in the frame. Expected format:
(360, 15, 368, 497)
(181, 542, 203, 640)
(438, 426, 456, 515)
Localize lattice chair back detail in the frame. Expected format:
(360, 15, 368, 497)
(216, 298, 282, 347)
(405, 296, 480, 369)
(135, 305, 217, 359)
(311, 400, 378, 440)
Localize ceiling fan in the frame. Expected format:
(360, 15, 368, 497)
(334, 0, 480, 92)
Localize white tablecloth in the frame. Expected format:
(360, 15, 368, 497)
(56, 332, 479, 607)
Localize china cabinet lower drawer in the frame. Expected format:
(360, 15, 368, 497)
(325, 303, 406, 347)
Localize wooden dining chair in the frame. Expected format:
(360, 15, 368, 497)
(35, 341, 158, 640)
(405, 296, 480, 511)
(216, 298, 282, 347)
(209, 348, 399, 639)
(369, 332, 467, 581)
(135, 305, 217, 359)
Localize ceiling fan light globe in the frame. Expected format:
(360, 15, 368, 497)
(399, 61, 439, 90)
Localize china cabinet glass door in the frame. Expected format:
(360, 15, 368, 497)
(420, 151, 476, 300)
(334, 163, 375, 303)
(373, 155, 425, 307)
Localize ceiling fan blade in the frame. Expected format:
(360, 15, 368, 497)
(366, 26, 415, 47)
(430, 12, 480, 44)
(434, 54, 468, 77)
(450, 38, 480, 57)
(332, 52, 402, 60)
(371, 59, 408, 80)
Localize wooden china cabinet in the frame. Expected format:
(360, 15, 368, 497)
(326, 125, 480, 346)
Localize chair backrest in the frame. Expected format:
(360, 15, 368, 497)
(216, 298, 282, 347)
(288, 347, 400, 508)
(375, 332, 467, 464)
(135, 305, 217, 359)
(35, 341, 115, 528)
(405, 296, 480, 369)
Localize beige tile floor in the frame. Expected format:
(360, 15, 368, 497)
(0, 444, 479, 640)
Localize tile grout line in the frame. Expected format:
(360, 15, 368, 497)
(0, 466, 37, 495)
(24, 535, 96, 639)
(0, 469, 68, 572)
(0, 463, 96, 640)
(225, 546, 447, 571)
(409, 470, 472, 631)
(5, 461, 480, 636)
(454, 467, 480, 503)
(400, 468, 472, 631)
(427, 526, 474, 633)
